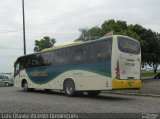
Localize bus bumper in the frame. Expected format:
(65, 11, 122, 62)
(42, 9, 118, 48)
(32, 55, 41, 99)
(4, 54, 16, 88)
(112, 79, 141, 89)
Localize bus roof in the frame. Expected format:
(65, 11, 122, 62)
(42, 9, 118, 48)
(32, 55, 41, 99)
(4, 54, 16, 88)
(41, 41, 82, 52)
(41, 36, 113, 53)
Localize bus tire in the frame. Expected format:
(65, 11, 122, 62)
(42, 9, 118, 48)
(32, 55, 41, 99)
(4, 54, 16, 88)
(64, 80, 76, 97)
(87, 91, 100, 96)
(5, 82, 9, 87)
(23, 81, 29, 92)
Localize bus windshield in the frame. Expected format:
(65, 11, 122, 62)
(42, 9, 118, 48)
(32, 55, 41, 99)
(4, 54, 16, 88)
(118, 37, 140, 55)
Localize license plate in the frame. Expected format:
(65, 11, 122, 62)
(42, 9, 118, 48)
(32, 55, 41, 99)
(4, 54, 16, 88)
(129, 82, 134, 86)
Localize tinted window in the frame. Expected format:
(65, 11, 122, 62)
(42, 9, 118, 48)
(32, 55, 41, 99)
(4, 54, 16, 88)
(24, 55, 37, 68)
(72, 45, 88, 63)
(15, 38, 113, 68)
(41, 53, 52, 66)
(49, 48, 71, 65)
(20, 54, 49, 68)
(118, 37, 140, 54)
(88, 39, 112, 61)
(14, 63, 20, 74)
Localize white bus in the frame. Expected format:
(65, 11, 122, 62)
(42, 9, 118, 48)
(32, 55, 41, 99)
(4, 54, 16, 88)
(14, 35, 141, 96)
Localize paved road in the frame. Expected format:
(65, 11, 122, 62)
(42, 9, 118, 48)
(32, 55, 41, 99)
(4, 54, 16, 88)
(0, 87, 160, 114)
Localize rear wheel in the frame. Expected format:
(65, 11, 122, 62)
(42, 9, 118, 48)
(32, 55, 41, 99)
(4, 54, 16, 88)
(64, 80, 76, 97)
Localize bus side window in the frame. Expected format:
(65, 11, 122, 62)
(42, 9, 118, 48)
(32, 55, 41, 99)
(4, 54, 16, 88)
(37, 55, 44, 66)
(72, 46, 87, 63)
(20, 65, 24, 70)
(89, 40, 112, 61)
(31, 60, 38, 67)
(62, 48, 71, 65)
(55, 50, 64, 64)
(26, 60, 31, 68)
(41, 53, 50, 66)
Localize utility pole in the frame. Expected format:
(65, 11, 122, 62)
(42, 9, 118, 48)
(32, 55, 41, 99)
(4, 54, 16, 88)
(22, 0, 26, 55)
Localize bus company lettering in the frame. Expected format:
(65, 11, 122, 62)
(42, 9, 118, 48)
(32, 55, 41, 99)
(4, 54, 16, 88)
(73, 71, 83, 76)
(125, 62, 135, 66)
(31, 70, 48, 77)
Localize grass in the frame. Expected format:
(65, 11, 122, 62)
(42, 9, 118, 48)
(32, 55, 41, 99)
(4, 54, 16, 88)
(141, 70, 160, 78)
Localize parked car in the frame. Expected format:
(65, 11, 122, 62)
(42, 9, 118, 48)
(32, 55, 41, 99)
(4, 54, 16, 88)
(154, 73, 160, 79)
(145, 68, 153, 71)
(0, 75, 14, 86)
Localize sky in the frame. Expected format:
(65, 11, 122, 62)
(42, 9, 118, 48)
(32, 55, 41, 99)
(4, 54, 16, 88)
(0, 0, 160, 73)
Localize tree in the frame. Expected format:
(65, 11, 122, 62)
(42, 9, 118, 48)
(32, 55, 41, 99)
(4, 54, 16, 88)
(85, 26, 104, 40)
(75, 28, 88, 41)
(129, 24, 160, 74)
(75, 27, 104, 41)
(116, 30, 140, 41)
(34, 36, 56, 52)
(101, 19, 128, 33)
(76, 19, 129, 42)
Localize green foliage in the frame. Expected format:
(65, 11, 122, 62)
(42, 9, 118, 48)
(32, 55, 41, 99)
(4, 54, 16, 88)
(84, 26, 104, 41)
(129, 24, 160, 73)
(116, 30, 140, 41)
(34, 36, 56, 52)
(141, 71, 160, 78)
(75, 28, 88, 41)
(102, 19, 128, 33)
(76, 19, 129, 41)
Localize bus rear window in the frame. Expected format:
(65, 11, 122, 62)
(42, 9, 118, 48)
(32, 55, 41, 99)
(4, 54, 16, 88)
(118, 37, 140, 54)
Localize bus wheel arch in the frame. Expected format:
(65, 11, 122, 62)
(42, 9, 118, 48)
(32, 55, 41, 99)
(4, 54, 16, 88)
(63, 78, 76, 97)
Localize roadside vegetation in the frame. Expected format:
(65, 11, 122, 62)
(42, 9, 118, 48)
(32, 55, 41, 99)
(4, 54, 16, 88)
(141, 70, 160, 78)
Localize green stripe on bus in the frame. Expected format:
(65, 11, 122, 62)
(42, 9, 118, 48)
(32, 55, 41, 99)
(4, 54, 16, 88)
(26, 68, 111, 84)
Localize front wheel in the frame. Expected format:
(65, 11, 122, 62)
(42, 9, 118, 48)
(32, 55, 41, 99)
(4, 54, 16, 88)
(23, 81, 29, 92)
(64, 80, 76, 97)
(5, 82, 9, 87)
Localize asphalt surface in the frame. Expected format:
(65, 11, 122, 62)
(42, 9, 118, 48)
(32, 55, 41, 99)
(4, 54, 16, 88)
(0, 86, 160, 114)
